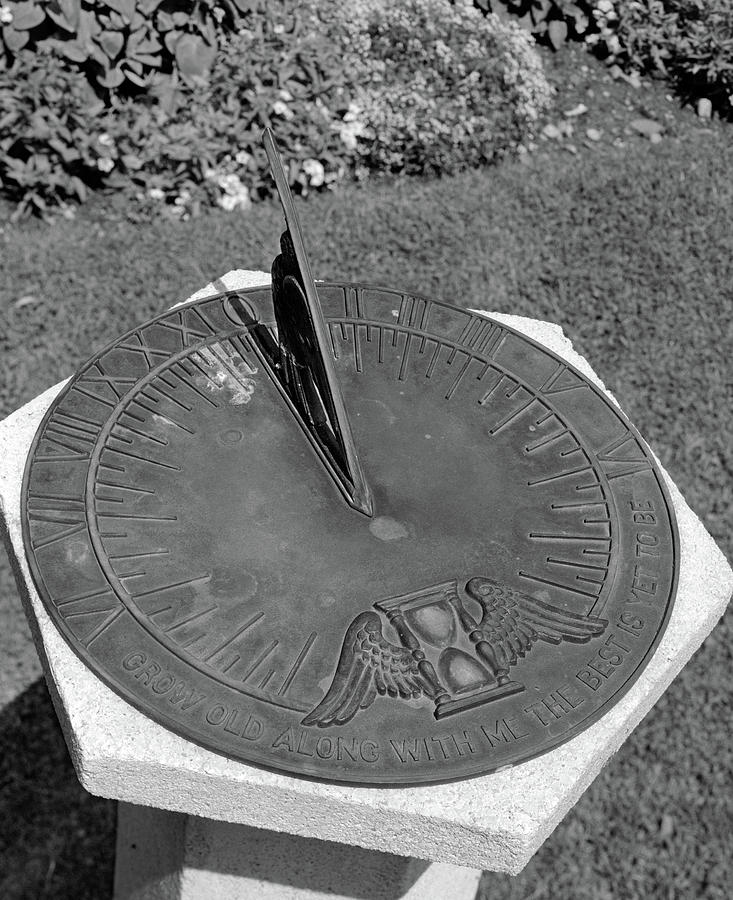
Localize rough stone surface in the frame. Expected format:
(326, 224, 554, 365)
(114, 802, 482, 900)
(1, 271, 731, 875)
(114, 804, 185, 900)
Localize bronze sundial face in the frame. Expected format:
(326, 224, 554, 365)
(21, 133, 677, 785)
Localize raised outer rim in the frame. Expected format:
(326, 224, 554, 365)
(21, 283, 679, 787)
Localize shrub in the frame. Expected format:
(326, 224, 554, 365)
(588, 1, 733, 117)
(353, 0, 553, 176)
(0, 1, 364, 215)
(0, 0, 553, 216)
(0, 0, 246, 90)
(477, 1, 733, 118)
(0, 50, 105, 215)
(473, 1, 597, 49)
(106, 13, 365, 214)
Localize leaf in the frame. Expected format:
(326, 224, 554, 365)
(156, 11, 173, 32)
(163, 30, 180, 54)
(48, 138, 79, 164)
(152, 78, 181, 115)
(88, 42, 110, 68)
(126, 24, 144, 50)
(194, 2, 207, 31)
(175, 32, 216, 81)
(97, 65, 125, 89)
(513, 12, 534, 33)
(128, 28, 162, 56)
(10, 2, 46, 31)
(46, 7, 75, 32)
(105, 11, 127, 31)
(573, 13, 589, 35)
(198, 16, 217, 48)
(132, 52, 162, 68)
(121, 153, 143, 170)
(530, 0, 552, 26)
(29, 110, 51, 139)
(104, 0, 136, 23)
(70, 175, 88, 201)
(77, 9, 100, 43)
(166, 143, 193, 161)
(58, 0, 82, 31)
(219, 0, 241, 22)
(547, 20, 568, 50)
(2, 26, 29, 52)
(123, 68, 149, 87)
(98, 30, 124, 59)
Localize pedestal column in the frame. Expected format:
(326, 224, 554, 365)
(113, 802, 482, 900)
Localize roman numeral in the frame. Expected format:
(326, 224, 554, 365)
(27, 492, 85, 514)
(596, 431, 651, 480)
(157, 307, 216, 347)
(45, 412, 96, 446)
(28, 493, 87, 548)
(117, 330, 170, 372)
(74, 361, 138, 407)
(57, 587, 123, 647)
(36, 411, 99, 459)
(540, 363, 591, 395)
(30, 520, 86, 548)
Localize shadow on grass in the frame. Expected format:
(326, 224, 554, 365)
(0, 678, 115, 900)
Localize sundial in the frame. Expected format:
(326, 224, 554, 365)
(21, 131, 678, 786)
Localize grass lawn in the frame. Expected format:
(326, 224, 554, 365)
(1, 46, 731, 900)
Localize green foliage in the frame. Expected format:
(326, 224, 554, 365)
(0, 50, 104, 215)
(477, 0, 733, 115)
(0, 0, 360, 216)
(0, 1, 246, 90)
(472, 1, 597, 49)
(0, 0, 552, 217)
(355, 0, 552, 176)
(607, 1, 733, 117)
(105, 15, 363, 213)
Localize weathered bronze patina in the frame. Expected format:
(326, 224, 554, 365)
(21, 132, 678, 785)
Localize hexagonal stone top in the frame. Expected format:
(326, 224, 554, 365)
(0, 271, 730, 873)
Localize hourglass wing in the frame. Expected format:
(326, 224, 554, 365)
(465, 577, 608, 669)
(302, 611, 429, 728)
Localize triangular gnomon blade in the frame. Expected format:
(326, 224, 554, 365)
(262, 128, 373, 517)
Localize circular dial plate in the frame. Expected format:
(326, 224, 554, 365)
(22, 284, 678, 785)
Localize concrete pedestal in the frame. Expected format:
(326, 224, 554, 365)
(1, 271, 731, 900)
(114, 803, 481, 899)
